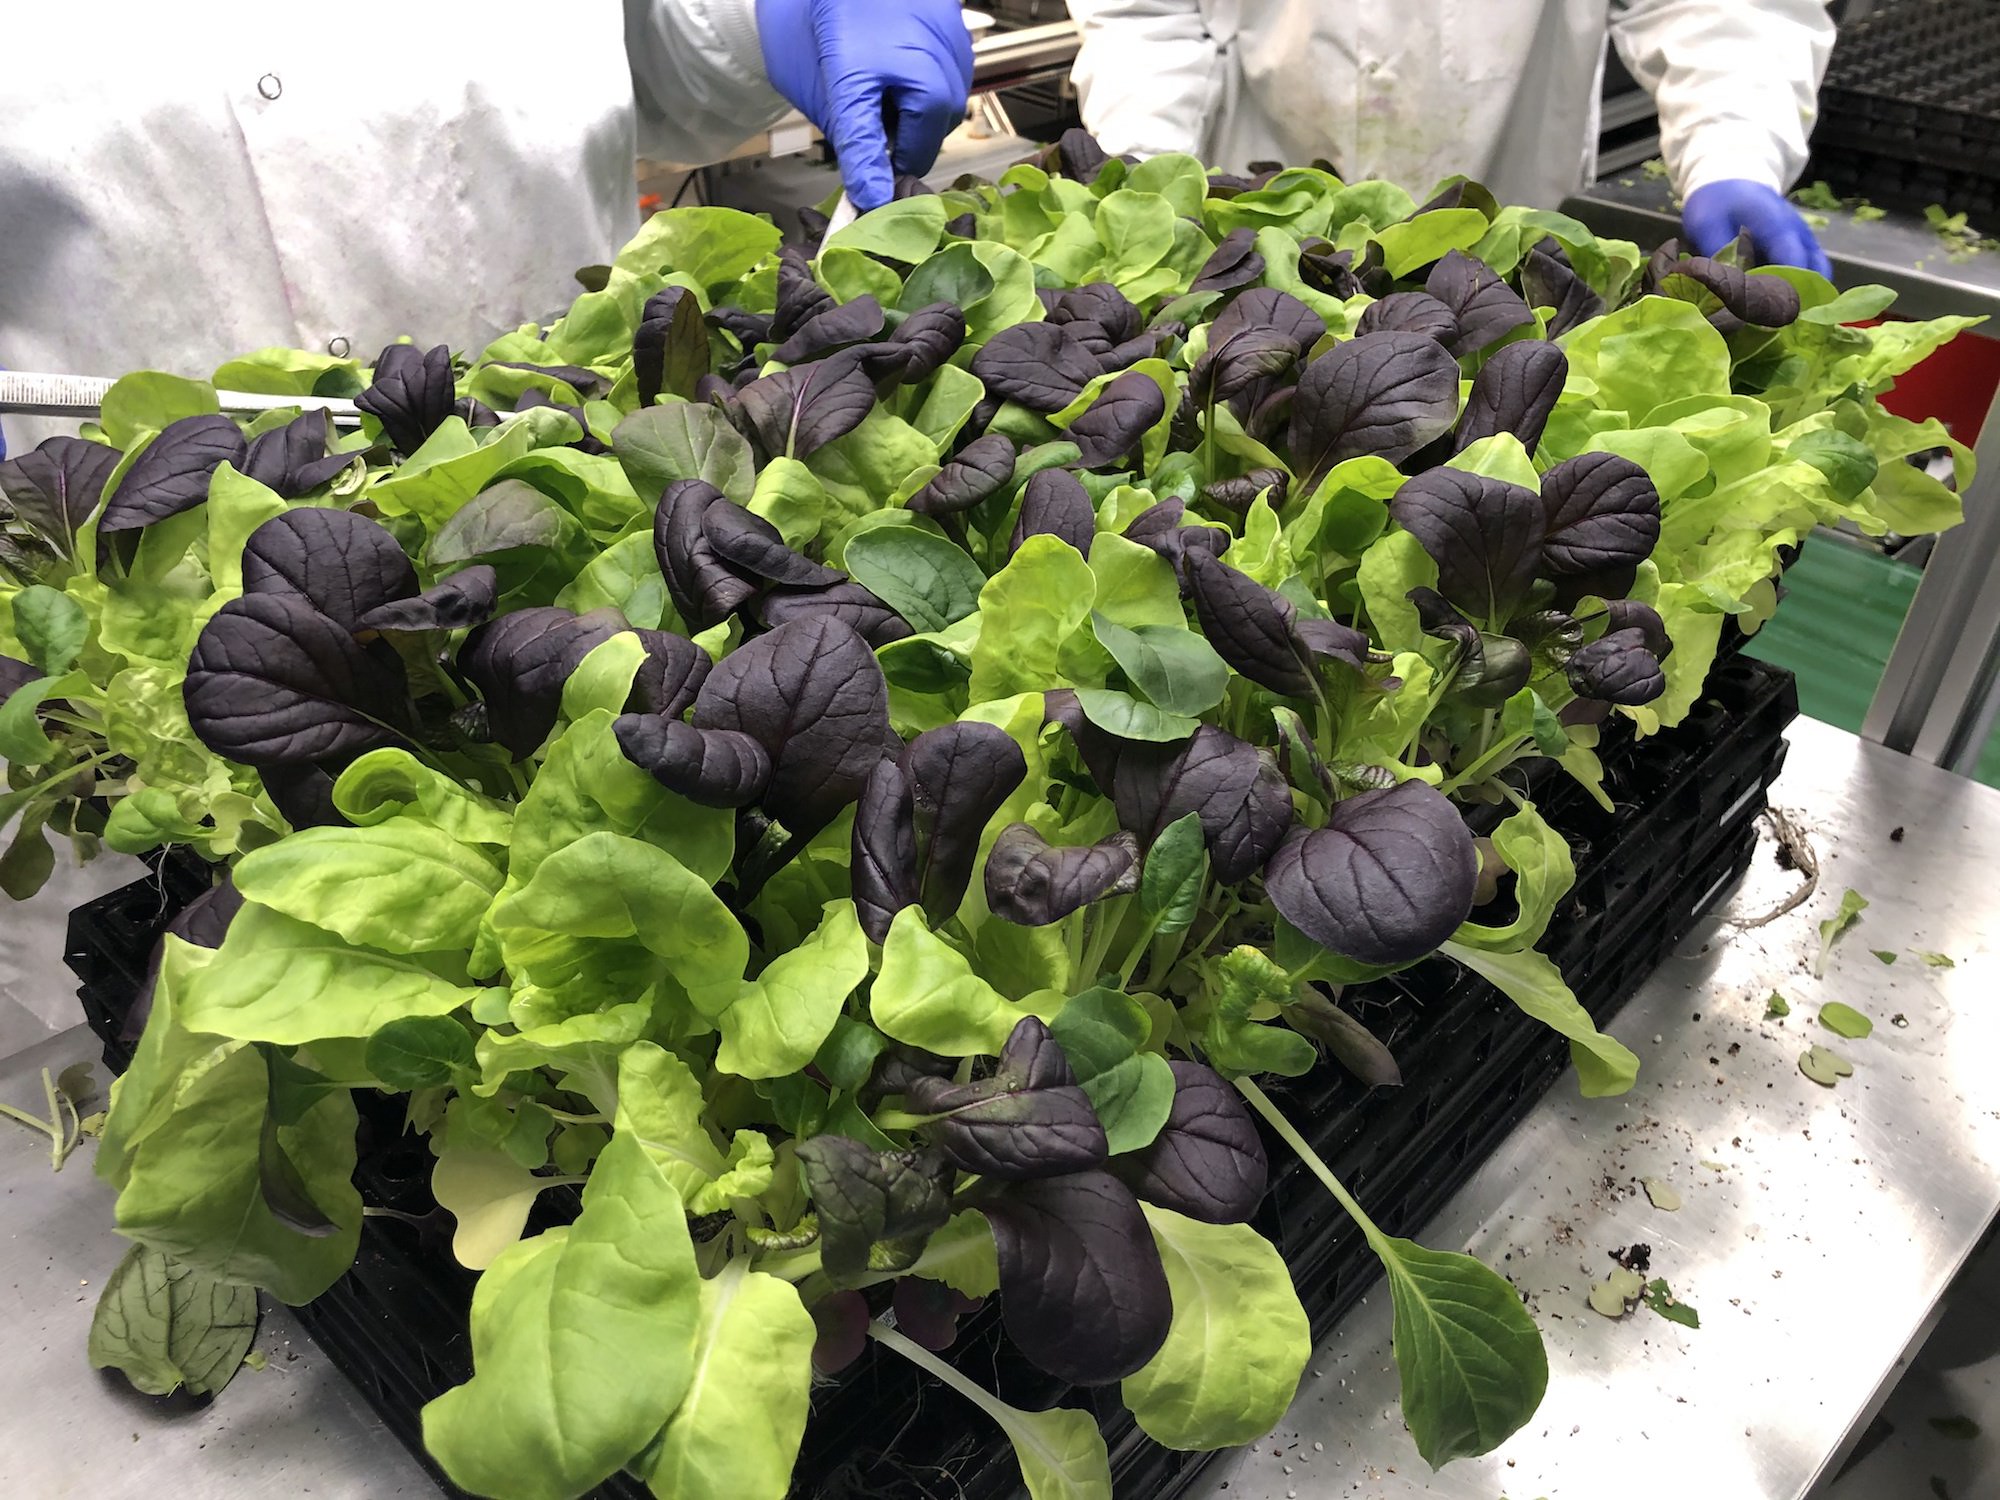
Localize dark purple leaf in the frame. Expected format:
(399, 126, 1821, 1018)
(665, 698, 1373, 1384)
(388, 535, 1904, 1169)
(1043, 688, 1128, 802)
(757, 580, 912, 647)
(1190, 288, 1323, 406)
(1288, 332, 1460, 491)
(1201, 467, 1288, 514)
(1425, 249, 1535, 357)
(654, 479, 759, 630)
(736, 347, 877, 460)
(1415, 177, 1501, 218)
(241, 410, 351, 500)
(1293, 616, 1372, 672)
(984, 824, 1140, 926)
(628, 628, 712, 718)
(240, 507, 419, 630)
(1604, 599, 1671, 659)
(353, 565, 498, 633)
(872, 301, 966, 387)
(1009, 467, 1096, 558)
(1184, 551, 1314, 697)
(98, 415, 247, 533)
(1389, 468, 1544, 623)
(984, 1169, 1171, 1385)
(770, 246, 835, 345)
(1263, 780, 1479, 965)
(455, 395, 501, 429)
(1056, 127, 1113, 184)
(634, 286, 707, 406)
(355, 343, 454, 456)
(852, 758, 918, 943)
(693, 615, 896, 835)
(907, 433, 1016, 517)
(795, 1136, 954, 1285)
(1354, 291, 1459, 346)
(1119, 724, 1294, 885)
(906, 721, 1027, 923)
(0, 435, 118, 557)
(1566, 627, 1666, 704)
(1519, 240, 1603, 337)
(184, 592, 412, 767)
(906, 1018, 1107, 1179)
(1066, 370, 1166, 469)
(167, 875, 245, 951)
(1043, 285, 1142, 345)
(707, 306, 773, 349)
(459, 605, 627, 758)
(1189, 229, 1265, 293)
(1454, 339, 1567, 454)
(1661, 256, 1800, 329)
(1125, 499, 1229, 585)
(612, 714, 772, 806)
(771, 295, 886, 367)
(1288, 987, 1403, 1086)
(0, 653, 40, 702)
(1110, 1059, 1266, 1223)
(969, 323, 1103, 414)
(1538, 451, 1660, 590)
(701, 500, 840, 586)
(259, 762, 342, 831)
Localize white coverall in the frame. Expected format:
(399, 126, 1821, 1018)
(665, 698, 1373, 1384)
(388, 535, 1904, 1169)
(0, 0, 783, 1024)
(0, 2, 782, 438)
(1065, 0, 1835, 210)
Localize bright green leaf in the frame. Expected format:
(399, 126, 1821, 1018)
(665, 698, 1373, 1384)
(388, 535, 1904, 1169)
(422, 1131, 702, 1500)
(1122, 1206, 1310, 1450)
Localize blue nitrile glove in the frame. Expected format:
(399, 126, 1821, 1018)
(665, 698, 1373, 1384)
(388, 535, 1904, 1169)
(756, 0, 975, 213)
(1683, 180, 1834, 278)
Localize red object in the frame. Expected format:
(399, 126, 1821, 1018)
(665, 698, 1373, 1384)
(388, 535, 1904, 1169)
(1862, 318, 2000, 444)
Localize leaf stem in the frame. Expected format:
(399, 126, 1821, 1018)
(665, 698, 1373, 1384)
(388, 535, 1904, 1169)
(870, 1320, 1016, 1428)
(1233, 1075, 1382, 1248)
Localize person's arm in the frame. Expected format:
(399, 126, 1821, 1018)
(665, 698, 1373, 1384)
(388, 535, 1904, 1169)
(622, 0, 789, 172)
(623, 0, 972, 212)
(1610, 0, 1836, 272)
(1067, 0, 1222, 161)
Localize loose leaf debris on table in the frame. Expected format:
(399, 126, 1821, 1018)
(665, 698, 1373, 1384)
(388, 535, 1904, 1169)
(1800, 1044, 1856, 1087)
(1765, 992, 1792, 1019)
(1642, 1278, 1699, 1330)
(1819, 1002, 1874, 1040)
(1814, 888, 1869, 977)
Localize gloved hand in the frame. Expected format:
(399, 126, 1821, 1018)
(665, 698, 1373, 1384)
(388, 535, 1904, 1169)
(1682, 180, 1834, 278)
(757, 0, 974, 213)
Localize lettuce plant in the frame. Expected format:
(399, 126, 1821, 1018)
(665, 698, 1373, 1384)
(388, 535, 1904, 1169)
(11, 135, 1978, 1498)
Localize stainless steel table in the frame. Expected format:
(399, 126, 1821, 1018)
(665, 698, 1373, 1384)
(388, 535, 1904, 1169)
(5, 719, 1997, 1499)
(1191, 717, 2000, 1500)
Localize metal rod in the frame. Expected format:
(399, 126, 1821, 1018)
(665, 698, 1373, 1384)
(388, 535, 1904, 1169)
(0, 370, 360, 426)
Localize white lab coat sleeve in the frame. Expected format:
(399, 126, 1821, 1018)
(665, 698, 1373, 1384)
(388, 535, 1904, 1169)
(622, 0, 791, 166)
(1610, 0, 1835, 197)
(1066, 0, 1223, 160)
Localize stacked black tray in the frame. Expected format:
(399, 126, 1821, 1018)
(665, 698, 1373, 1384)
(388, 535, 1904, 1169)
(1808, 0, 2000, 219)
(67, 658, 1799, 1500)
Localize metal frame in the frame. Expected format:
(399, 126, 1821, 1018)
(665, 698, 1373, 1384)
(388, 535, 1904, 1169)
(1566, 182, 2000, 776)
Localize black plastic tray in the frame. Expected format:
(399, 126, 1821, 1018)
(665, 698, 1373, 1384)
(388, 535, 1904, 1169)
(1808, 0, 2000, 218)
(67, 658, 1797, 1500)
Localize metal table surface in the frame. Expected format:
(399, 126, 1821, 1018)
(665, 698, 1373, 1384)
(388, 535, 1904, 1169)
(1191, 716, 2000, 1500)
(3, 717, 1996, 1500)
